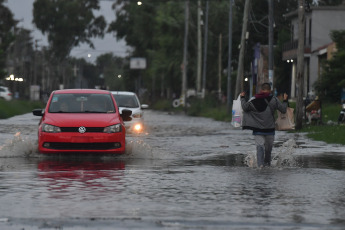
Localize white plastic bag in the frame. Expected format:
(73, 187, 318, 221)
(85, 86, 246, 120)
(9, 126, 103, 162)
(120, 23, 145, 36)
(231, 95, 243, 128)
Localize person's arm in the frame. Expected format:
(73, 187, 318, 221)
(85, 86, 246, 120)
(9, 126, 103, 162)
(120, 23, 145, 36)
(276, 93, 288, 113)
(240, 92, 254, 112)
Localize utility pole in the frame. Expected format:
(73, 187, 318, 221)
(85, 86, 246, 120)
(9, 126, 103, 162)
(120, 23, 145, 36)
(197, 0, 202, 94)
(295, 0, 305, 130)
(227, 0, 233, 114)
(202, 0, 209, 98)
(268, 0, 274, 88)
(182, 0, 189, 108)
(34, 39, 39, 86)
(218, 34, 222, 100)
(235, 0, 251, 97)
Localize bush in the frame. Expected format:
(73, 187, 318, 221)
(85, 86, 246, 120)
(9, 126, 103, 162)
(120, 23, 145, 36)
(151, 99, 175, 111)
(186, 96, 232, 122)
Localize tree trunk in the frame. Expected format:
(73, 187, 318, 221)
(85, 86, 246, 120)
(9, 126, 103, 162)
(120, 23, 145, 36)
(196, 0, 202, 94)
(182, 0, 189, 108)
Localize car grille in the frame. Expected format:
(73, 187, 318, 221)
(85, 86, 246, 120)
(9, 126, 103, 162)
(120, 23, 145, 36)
(44, 142, 121, 150)
(60, 127, 104, 132)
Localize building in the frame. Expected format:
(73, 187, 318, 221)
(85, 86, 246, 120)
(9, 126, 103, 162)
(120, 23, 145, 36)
(282, 6, 345, 98)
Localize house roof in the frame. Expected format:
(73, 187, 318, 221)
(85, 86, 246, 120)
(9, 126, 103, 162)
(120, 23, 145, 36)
(312, 42, 334, 53)
(284, 6, 345, 19)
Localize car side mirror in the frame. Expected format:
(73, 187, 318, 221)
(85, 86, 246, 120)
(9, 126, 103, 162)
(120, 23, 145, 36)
(141, 104, 149, 109)
(32, 109, 44, 116)
(120, 109, 132, 121)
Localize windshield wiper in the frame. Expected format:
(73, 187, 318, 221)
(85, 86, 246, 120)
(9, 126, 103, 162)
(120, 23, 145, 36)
(54, 111, 71, 113)
(84, 110, 106, 113)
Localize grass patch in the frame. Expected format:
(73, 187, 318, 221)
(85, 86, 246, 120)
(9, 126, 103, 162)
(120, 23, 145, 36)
(0, 99, 45, 119)
(292, 101, 344, 145)
(298, 125, 345, 145)
(320, 102, 340, 122)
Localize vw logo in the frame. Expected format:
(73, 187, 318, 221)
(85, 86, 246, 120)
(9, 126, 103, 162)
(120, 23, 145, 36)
(78, 126, 86, 134)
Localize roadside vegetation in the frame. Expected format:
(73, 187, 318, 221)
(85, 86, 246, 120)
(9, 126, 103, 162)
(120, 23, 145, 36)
(152, 96, 345, 145)
(1, 98, 344, 145)
(0, 99, 45, 119)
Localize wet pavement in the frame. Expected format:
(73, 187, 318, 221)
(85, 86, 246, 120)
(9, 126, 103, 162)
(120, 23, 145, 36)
(0, 110, 344, 229)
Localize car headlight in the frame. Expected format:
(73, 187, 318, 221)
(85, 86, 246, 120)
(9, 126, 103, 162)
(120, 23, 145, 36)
(42, 124, 61, 133)
(132, 112, 143, 118)
(134, 123, 143, 132)
(104, 124, 122, 133)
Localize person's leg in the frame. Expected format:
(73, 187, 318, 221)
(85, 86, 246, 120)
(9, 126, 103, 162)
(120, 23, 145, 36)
(264, 135, 275, 166)
(254, 135, 265, 167)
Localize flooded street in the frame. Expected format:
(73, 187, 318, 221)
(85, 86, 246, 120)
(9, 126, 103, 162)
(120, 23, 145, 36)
(0, 110, 345, 229)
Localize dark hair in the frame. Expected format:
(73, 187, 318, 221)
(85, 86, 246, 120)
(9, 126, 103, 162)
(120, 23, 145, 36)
(261, 83, 271, 91)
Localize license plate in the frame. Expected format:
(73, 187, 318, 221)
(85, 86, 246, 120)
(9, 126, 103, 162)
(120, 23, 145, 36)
(71, 136, 90, 143)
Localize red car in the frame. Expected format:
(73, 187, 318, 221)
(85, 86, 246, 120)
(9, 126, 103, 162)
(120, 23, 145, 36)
(32, 89, 131, 154)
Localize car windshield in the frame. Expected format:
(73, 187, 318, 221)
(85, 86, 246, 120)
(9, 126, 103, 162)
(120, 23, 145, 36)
(48, 93, 116, 113)
(113, 94, 139, 108)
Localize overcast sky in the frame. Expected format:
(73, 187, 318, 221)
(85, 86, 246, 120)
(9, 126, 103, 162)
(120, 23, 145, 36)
(5, 0, 129, 63)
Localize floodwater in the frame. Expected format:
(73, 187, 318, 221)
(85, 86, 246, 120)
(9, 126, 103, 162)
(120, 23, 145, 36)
(0, 110, 344, 230)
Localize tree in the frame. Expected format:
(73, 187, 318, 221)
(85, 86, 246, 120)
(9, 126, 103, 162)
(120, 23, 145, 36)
(109, 0, 240, 100)
(108, 0, 158, 97)
(5, 28, 35, 98)
(33, 0, 106, 61)
(96, 53, 126, 91)
(149, 2, 186, 99)
(108, 0, 303, 102)
(314, 30, 345, 102)
(0, 0, 16, 79)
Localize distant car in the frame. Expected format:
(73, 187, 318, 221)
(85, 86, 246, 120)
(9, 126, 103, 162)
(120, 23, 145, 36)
(111, 91, 149, 133)
(32, 89, 132, 154)
(0, 86, 12, 101)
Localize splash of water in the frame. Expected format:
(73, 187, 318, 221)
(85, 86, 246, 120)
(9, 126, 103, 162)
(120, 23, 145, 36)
(0, 132, 38, 158)
(124, 138, 154, 159)
(120, 137, 174, 160)
(271, 139, 299, 167)
(0, 132, 174, 160)
(244, 138, 298, 168)
(244, 151, 257, 168)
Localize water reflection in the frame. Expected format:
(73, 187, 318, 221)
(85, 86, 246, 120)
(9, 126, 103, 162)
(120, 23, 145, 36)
(181, 153, 345, 171)
(297, 153, 345, 170)
(38, 157, 126, 196)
